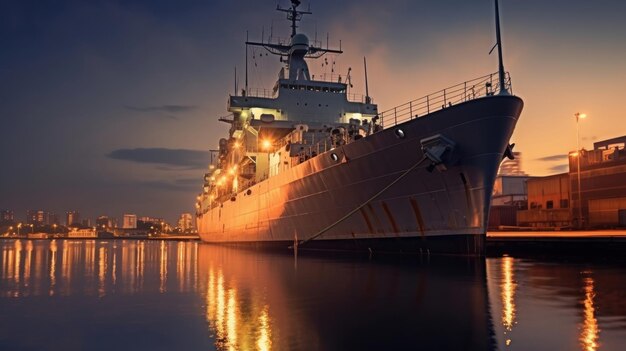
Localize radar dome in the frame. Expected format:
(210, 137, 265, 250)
(291, 33, 309, 47)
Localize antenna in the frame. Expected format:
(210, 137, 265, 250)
(234, 67, 237, 95)
(246, 2, 342, 61)
(494, 0, 508, 95)
(364, 57, 370, 104)
(245, 31, 249, 96)
(277, 0, 312, 37)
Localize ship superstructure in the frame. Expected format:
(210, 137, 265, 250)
(196, 0, 523, 255)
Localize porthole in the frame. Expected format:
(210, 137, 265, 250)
(395, 128, 406, 139)
(330, 153, 339, 162)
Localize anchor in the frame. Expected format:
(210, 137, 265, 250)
(503, 143, 515, 160)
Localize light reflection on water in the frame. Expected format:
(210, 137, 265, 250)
(2, 240, 626, 350)
(581, 276, 599, 351)
(500, 256, 517, 347)
(0, 240, 198, 298)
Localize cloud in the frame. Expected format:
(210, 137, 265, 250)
(107, 148, 209, 169)
(123, 104, 197, 114)
(536, 154, 568, 162)
(547, 164, 569, 173)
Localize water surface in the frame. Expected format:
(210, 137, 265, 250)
(1, 239, 625, 350)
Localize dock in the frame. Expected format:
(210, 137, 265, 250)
(487, 230, 626, 256)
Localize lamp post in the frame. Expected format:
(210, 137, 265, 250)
(574, 112, 587, 228)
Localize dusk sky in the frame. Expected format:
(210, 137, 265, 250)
(1, 0, 625, 223)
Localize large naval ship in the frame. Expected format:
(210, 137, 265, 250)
(196, 0, 523, 255)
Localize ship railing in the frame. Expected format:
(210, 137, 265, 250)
(311, 72, 344, 84)
(346, 93, 373, 104)
(243, 86, 372, 104)
(378, 71, 512, 128)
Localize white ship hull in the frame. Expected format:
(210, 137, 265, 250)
(198, 95, 523, 255)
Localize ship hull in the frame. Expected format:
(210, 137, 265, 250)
(198, 95, 523, 255)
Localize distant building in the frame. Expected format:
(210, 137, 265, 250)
(96, 215, 114, 229)
(178, 213, 193, 232)
(515, 135, 626, 229)
(137, 216, 165, 231)
(1, 209, 14, 222)
(47, 213, 60, 225)
(67, 228, 97, 238)
(570, 135, 626, 228)
(488, 174, 530, 230)
(138, 216, 163, 226)
(26, 210, 57, 225)
(139, 216, 156, 223)
(498, 152, 526, 176)
(517, 173, 571, 228)
(81, 218, 92, 227)
(26, 210, 46, 225)
(123, 214, 137, 229)
(491, 175, 530, 207)
(66, 211, 81, 227)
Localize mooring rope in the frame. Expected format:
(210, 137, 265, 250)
(293, 155, 429, 248)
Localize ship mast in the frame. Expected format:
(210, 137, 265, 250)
(494, 0, 509, 95)
(277, 0, 312, 38)
(246, 0, 342, 66)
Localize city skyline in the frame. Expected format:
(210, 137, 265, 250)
(2, 0, 625, 222)
(0, 207, 194, 229)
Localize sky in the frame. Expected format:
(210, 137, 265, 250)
(1, 0, 625, 223)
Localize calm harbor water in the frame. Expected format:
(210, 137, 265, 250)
(1, 239, 625, 350)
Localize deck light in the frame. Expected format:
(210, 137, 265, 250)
(262, 139, 272, 150)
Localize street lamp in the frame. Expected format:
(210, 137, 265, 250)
(574, 112, 587, 228)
